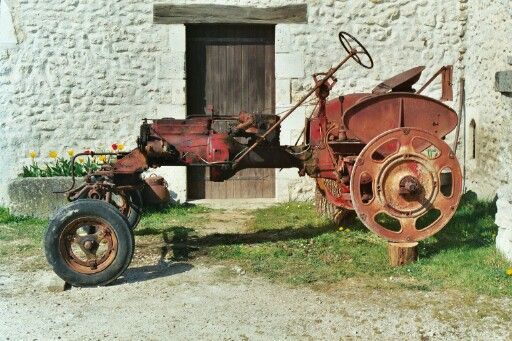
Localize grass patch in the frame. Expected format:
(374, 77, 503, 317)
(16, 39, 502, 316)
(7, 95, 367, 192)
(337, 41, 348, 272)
(0, 203, 211, 268)
(207, 203, 391, 285)
(135, 203, 211, 237)
(0, 193, 510, 297)
(205, 193, 512, 297)
(0, 208, 48, 262)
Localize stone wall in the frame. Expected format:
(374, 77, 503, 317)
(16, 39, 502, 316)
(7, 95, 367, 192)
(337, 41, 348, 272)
(463, 0, 512, 199)
(0, 0, 478, 204)
(495, 186, 512, 261)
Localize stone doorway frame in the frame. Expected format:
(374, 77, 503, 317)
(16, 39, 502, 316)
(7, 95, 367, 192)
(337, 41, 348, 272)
(153, 3, 308, 202)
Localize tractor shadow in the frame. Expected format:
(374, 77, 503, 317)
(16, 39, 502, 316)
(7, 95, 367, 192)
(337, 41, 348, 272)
(131, 191, 496, 271)
(135, 213, 366, 262)
(116, 261, 194, 285)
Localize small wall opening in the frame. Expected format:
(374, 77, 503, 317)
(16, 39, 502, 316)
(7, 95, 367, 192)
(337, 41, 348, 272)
(469, 119, 476, 159)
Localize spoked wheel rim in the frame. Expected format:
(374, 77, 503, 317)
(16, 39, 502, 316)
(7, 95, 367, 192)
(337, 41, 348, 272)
(350, 127, 462, 242)
(58, 217, 118, 274)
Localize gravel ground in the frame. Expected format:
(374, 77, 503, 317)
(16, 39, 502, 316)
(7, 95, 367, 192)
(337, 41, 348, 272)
(1, 261, 511, 340)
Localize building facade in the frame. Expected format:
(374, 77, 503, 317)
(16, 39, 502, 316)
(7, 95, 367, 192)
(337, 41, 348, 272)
(0, 0, 510, 204)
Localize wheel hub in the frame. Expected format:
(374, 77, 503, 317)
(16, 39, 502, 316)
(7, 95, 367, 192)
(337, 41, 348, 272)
(377, 155, 437, 218)
(58, 217, 118, 274)
(399, 175, 421, 196)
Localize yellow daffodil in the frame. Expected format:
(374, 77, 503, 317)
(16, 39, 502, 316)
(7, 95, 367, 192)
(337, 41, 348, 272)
(98, 155, 107, 163)
(78, 157, 85, 164)
(507, 268, 512, 276)
(29, 150, 37, 159)
(67, 149, 75, 157)
(117, 143, 125, 151)
(48, 151, 58, 159)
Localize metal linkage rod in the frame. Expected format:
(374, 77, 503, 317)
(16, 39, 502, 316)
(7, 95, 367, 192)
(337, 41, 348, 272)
(232, 53, 354, 167)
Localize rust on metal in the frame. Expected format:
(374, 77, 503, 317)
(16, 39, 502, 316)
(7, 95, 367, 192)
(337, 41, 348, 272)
(372, 66, 425, 94)
(316, 178, 353, 210)
(350, 128, 462, 243)
(59, 217, 118, 274)
(343, 92, 458, 147)
(58, 31, 463, 248)
(416, 65, 454, 101)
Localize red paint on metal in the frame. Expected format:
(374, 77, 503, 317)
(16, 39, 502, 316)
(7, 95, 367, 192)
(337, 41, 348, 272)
(343, 93, 458, 147)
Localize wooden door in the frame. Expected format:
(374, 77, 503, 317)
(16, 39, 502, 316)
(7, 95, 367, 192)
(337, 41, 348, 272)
(186, 24, 276, 200)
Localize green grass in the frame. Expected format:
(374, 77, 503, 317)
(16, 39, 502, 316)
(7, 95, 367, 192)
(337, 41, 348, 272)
(0, 203, 211, 266)
(0, 193, 510, 297)
(206, 193, 512, 296)
(0, 208, 48, 260)
(135, 203, 211, 236)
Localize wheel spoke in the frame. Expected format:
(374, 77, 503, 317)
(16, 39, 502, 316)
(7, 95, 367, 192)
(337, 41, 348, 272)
(433, 192, 452, 209)
(398, 132, 414, 153)
(400, 218, 417, 236)
(432, 152, 456, 171)
(93, 227, 107, 244)
(72, 233, 81, 244)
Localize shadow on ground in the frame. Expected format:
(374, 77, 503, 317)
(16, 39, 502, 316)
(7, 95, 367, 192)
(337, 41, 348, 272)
(115, 261, 193, 285)
(134, 191, 498, 262)
(136, 212, 368, 261)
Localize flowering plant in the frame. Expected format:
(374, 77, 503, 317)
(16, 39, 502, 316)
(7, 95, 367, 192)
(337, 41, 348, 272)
(21, 144, 125, 178)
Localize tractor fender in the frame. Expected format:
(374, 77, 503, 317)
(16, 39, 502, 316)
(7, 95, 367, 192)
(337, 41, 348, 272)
(342, 92, 458, 145)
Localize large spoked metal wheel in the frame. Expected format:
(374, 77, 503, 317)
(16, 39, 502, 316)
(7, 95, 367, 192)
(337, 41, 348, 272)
(350, 127, 462, 242)
(45, 199, 134, 287)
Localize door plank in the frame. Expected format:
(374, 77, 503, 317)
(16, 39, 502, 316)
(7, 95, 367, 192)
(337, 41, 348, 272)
(186, 24, 276, 199)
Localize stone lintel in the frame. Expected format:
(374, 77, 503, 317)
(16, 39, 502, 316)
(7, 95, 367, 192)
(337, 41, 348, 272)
(153, 4, 308, 25)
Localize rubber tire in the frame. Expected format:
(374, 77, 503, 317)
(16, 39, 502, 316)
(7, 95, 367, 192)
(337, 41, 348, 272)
(125, 190, 143, 230)
(315, 182, 352, 226)
(44, 199, 135, 287)
(77, 189, 142, 230)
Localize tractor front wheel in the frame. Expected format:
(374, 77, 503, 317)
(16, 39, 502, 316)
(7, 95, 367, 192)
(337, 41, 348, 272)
(44, 199, 134, 287)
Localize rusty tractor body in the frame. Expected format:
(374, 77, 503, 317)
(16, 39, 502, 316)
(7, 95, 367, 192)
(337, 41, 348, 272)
(45, 32, 463, 287)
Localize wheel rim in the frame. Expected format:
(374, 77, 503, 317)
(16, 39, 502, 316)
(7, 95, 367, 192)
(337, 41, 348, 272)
(109, 192, 130, 217)
(86, 189, 132, 219)
(58, 217, 118, 274)
(350, 127, 462, 242)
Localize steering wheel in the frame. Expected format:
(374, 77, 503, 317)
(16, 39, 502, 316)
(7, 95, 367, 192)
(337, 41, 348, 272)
(338, 31, 374, 69)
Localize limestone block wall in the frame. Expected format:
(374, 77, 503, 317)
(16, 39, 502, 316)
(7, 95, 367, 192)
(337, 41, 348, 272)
(495, 186, 512, 261)
(0, 0, 187, 203)
(0, 0, 468, 204)
(463, 0, 512, 199)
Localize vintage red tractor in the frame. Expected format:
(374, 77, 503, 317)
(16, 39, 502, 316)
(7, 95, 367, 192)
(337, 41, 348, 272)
(45, 32, 462, 286)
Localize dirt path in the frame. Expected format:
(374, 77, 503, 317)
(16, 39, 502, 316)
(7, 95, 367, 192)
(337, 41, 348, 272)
(1, 262, 511, 340)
